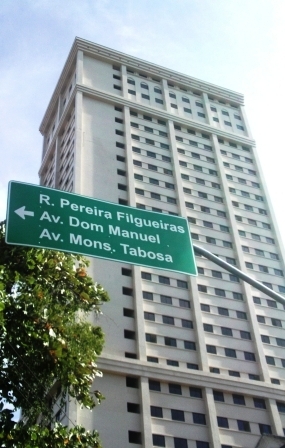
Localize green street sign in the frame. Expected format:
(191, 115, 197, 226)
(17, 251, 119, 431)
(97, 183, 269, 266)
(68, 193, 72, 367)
(5, 181, 197, 275)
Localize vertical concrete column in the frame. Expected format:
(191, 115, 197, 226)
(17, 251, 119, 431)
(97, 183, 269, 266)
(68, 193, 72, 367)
(76, 50, 83, 85)
(239, 105, 253, 140)
(268, 398, 284, 436)
(121, 65, 128, 98)
(211, 133, 270, 382)
(140, 377, 152, 448)
(168, 119, 209, 372)
(205, 387, 220, 448)
(124, 105, 146, 361)
(73, 91, 83, 194)
(161, 79, 171, 113)
(202, 92, 212, 125)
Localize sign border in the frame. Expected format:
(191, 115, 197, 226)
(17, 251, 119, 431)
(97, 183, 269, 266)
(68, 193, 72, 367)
(6, 181, 197, 276)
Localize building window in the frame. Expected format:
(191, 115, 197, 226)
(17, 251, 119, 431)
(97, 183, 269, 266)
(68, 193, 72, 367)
(201, 304, 210, 312)
(233, 394, 245, 405)
(124, 308, 134, 318)
(144, 312, 155, 321)
(221, 327, 232, 336)
(229, 370, 240, 377)
(236, 311, 247, 320)
(124, 330, 135, 340)
(182, 319, 193, 328)
(193, 413, 206, 425)
(184, 341, 196, 350)
(128, 431, 142, 444)
(169, 383, 182, 395)
(177, 280, 188, 289)
(127, 402, 140, 413)
(272, 318, 282, 327)
(266, 356, 275, 365)
(162, 315, 174, 325)
(240, 330, 251, 340)
(244, 352, 256, 361)
(217, 417, 229, 428)
(152, 434, 165, 447)
(161, 295, 172, 304)
(254, 398, 266, 409)
(213, 391, 224, 402)
(159, 275, 170, 285)
(215, 288, 226, 297)
(143, 291, 153, 301)
(126, 377, 139, 388)
(218, 307, 229, 316)
(150, 406, 163, 418)
(149, 379, 160, 391)
(237, 420, 251, 432)
(189, 387, 202, 398)
(147, 356, 159, 363)
(225, 348, 236, 358)
(179, 299, 190, 308)
(174, 438, 188, 448)
(206, 345, 216, 354)
(145, 333, 157, 344)
(259, 424, 272, 435)
(171, 409, 185, 421)
(204, 323, 213, 333)
(167, 359, 179, 367)
(165, 337, 177, 347)
(210, 367, 220, 374)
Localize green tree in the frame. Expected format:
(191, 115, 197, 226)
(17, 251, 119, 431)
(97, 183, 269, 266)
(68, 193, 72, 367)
(0, 222, 109, 447)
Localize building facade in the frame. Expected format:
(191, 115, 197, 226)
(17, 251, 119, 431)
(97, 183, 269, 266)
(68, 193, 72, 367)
(39, 38, 285, 448)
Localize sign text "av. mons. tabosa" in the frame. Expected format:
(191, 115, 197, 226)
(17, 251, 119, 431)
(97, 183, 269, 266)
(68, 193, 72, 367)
(6, 182, 197, 275)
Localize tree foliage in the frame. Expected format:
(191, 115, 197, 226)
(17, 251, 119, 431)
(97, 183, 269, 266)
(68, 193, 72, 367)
(0, 222, 109, 446)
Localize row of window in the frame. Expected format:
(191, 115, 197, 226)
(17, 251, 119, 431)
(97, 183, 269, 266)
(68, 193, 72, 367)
(221, 149, 252, 164)
(184, 186, 223, 203)
(230, 187, 263, 203)
(240, 245, 279, 261)
(218, 138, 250, 151)
(224, 162, 256, 176)
(134, 173, 174, 189)
(174, 124, 210, 140)
(132, 146, 171, 161)
(130, 110, 167, 126)
(232, 200, 267, 216)
(141, 271, 188, 288)
(179, 160, 218, 176)
(175, 135, 212, 151)
(191, 232, 233, 250)
(236, 216, 270, 231)
(143, 290, 190, 308)
(178, 148, 215, 164)
(185, 200, 228, 220)
(201, 303, 247, 320)
(190, 217, 228, 230)
(130, 121, 168, 137)
(182, 174, 220, 189)
(226, 173, 259, 189)
(253, 295, 285, 309)
(243, 260, 283, 277)
(144, 311, 192, 328)
(204, 323, 251, 341)
(238, 228, 275, 245)
(133, 159, 172, 174)
(131, 133, 170, 149)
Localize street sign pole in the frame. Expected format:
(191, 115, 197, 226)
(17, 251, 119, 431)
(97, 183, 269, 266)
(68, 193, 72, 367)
(5, 181, 197, 276)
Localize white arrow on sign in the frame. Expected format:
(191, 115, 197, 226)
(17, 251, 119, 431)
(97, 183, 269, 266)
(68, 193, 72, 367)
(14, 206, 35, 220)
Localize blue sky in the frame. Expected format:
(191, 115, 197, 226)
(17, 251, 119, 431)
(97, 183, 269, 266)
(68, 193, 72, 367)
(1, 0, 285, 245)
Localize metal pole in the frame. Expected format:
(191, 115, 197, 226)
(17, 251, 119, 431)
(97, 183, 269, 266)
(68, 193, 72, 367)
(193, 244, 285, 306)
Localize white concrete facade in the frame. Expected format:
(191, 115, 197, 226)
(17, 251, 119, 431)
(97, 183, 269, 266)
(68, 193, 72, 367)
(39, 38, 285, 448)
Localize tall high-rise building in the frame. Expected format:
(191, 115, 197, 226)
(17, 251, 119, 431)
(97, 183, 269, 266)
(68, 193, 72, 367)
(39, 38, 285, 448)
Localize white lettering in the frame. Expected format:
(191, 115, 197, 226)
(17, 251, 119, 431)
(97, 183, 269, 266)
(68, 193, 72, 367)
(39, 194, 50, 205)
